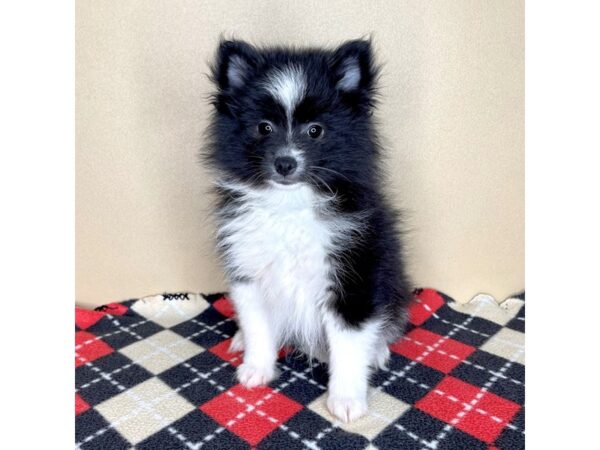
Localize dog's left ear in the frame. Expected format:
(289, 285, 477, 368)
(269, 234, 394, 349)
(331, 39, 376, 93)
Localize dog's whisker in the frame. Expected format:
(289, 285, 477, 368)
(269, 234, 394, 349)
(306, 172, 336, 199)
(309, 165, 351, 182)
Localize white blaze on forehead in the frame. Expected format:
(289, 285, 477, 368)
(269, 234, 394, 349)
(264, 65, 306, 120)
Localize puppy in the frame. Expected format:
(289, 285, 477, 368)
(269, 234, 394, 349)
(204, 39, 412, 422)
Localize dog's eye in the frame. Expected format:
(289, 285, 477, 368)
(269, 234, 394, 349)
(258, 122, 273, 136)
(307, 125, 323, 139)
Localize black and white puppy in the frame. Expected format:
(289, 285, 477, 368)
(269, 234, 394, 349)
(204, 39, 412, 422)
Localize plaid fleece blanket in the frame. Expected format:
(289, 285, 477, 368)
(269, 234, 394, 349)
(75, 289, 525, 449)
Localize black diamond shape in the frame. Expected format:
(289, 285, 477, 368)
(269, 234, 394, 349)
(494, 408, 525, 449)
(373, 408, 487, 450)
(202, 292, 228, 304)
(421, 313, 503, 348)
(159, 352, 238, 405)
(274, 359, 328, 405)
(76, 409, 130, 450)
(505, 304, 525, 332)
(171, 311, 238, 348)
(374, 354, 445, 405)
(86, 319, 164, 351)
(76, 353, 154, 406)
(137, 409, 248, 450)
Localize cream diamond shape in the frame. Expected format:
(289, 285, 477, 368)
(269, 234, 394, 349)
(480, 327, 525, 364)
(131, 293, 209, 328)
(308, 389, 410, 440)
(95, 377, 195, 445)
(448, 294, 523, 326)
(119, 329, 204, 374)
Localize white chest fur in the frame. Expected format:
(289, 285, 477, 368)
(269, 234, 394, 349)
(217, 183, 348, 355)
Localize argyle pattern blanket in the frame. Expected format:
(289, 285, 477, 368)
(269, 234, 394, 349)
(75, 289, 525, 449)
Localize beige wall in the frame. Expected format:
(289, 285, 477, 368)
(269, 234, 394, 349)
(76, 0, 524, 308)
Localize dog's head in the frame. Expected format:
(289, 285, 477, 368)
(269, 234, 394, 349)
(207, 39, 380, 192)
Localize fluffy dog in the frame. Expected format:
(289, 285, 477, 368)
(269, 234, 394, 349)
(204, 39, 412, 422)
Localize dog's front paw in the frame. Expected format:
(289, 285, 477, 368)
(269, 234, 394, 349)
(237, 363, 277, 388)
(327, 394, 368, 423)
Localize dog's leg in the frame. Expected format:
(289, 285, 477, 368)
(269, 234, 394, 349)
(228, 329, 244, 353)
(230, 282, 278, 388)
(325, 316, 380, 422)
(373, 342, 391, 370)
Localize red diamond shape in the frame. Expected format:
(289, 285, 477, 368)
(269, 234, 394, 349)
(416, 376, 521, 443)
(390, 328, 475, 373)
(75, 303, 128, 330)
(75, 331, 113, 367)
(408, 289, 444, 326)
(213, 296, 236, 318)
(209, 338, 243, 367)
(75, 393, 90, 416)
(277, 347, 292, 359)
(99, 303, 128, 316)
(200, 384, 302, 445)
(75, 308, 105, 330)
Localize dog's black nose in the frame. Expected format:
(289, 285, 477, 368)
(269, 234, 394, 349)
(274, 156, 298, 176)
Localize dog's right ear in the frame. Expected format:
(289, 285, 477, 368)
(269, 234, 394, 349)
(214, 40, 261, 90)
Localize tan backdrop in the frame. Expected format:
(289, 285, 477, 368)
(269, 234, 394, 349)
(76, 0, 524, 308)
